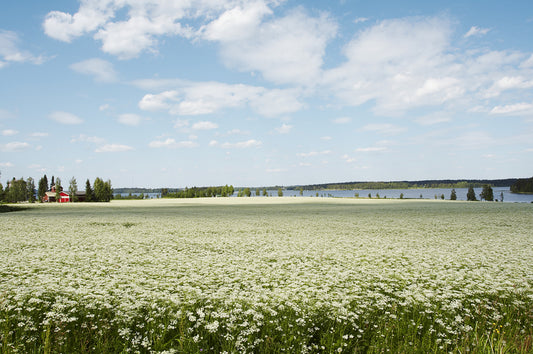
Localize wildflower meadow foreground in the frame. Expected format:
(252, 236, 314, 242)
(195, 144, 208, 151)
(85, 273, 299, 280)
(1, 198, 532, 353)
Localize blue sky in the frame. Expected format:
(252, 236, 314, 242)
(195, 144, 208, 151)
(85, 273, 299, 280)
(1, 0, 532, 188)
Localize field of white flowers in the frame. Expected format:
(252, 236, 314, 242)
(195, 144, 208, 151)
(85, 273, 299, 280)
(1, 198, 532, 353)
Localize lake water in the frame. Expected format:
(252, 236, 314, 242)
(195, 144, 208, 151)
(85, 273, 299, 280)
(250, 187, 533, 203)
(116, 187, 533, 203)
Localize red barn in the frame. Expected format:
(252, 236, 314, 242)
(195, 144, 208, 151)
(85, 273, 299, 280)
(43, 185, 70, 203)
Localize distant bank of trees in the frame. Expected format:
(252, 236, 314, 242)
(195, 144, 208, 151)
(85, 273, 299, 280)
(290, 179, 518, 191)
(510, 177, 533, 194)
(163, 185, 235, 198)
(0, 174, 112, 203)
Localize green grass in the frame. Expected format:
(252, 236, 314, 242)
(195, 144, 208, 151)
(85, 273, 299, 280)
(1, 198, 532, 353)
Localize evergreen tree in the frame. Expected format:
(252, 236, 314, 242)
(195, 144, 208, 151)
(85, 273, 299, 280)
(480, 185, 494, 201)
(244, 187, 251, 197)
(466, 186, 477, 201)
(50, 176, 55, 188)
(26, 177, 36, 203)
(104, 179, 113, 201)
(262, 188, 268, 196)
(85, 179, 94, 202)
(38, 176, 47, 202)
(450, 189, 457, 200)
(255, 189, 260, 196)
(278, 187, 283, 197)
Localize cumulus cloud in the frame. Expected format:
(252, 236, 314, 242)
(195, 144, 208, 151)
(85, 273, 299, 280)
(464, 26, 490, 38)
(148, 138, 198, 148)
(70, 134, 105, 144)
(70, 58, 118, 82)
(297, 150, 331, 158)
(203, 7, 337, 85)
(275, 123, 292, 134)
(43, 0, 218, 58)
(0, 161, 14, 167)
(490, 102, 533, 116)
(117, 113, 142, 126)
(1, 129, 18, 136)
(95, 144, 134, 152)
(333, 117, 351, 124)
(221, 139, 262, 148)
(139, 81, 303, 117)
(0, 141, 30, 152)
(191, 121, 218, 130)
(361, 123, 407, 135)
(0, 30, 45, 67)
(355, 147, 388, 152)
(49, 111, 84, 125)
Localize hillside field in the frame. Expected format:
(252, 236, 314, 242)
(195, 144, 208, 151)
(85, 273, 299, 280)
(1, 198, 532, 353)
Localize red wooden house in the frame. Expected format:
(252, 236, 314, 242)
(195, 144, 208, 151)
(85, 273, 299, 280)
(43, 185, 70, 203)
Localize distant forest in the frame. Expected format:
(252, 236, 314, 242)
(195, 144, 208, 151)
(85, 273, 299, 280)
(113, 179, 521, 195)
(287, 179, 519, 191)
(510, 177, 533, 194)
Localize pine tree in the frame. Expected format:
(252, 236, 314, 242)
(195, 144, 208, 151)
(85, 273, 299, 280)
(450, 189, 457, 200)
(85, 179, 94, 202)
(466, 186, 477, 201)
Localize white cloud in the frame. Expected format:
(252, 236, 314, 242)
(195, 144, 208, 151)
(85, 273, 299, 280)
(117, 113, 142, 126)
(464, 26, 490, 38)
(0, 141, 30, 152)
(205, 8, 337, 85)
(355, 147, 387, 152)
(191, 121, 218, 130)
(1, 129, 18, 136)
(323, 16, 458, 115)
(70, 58, 117, 82)
(139, 91, 176, 111)
(99, 103, 110, 111)
(43, 2, 113, 42)
(49, 111, 83, 125)
(414, 112, 452, 125)
(333, 117, 351, 124)
(0, 30, 45, 67)
(221, 139, 262, 148)
(297, 150, 331, 157)
(139, 82, 303, 117)
(71, 134, 105, 144)
(275, 123, 292, 134)
(95, 144, 134, 152)
(342, 154, 357, 163)
(490, 102, 533, 116)
(30, 132, 49, 138)
(208, 140, 218, 147)
(361, 123, 406, 135)
(354, 17, 368, 24)
(320, 136, 332, 141)
(43, 1, 211, 58)
(0, 162, 14, 167)
(148, 138, 197, 148)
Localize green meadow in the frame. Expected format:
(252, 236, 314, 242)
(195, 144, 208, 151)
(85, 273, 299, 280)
(1, 198, 532, 353)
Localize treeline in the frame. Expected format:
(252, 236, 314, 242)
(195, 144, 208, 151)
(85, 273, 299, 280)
(0, 174, 113, 203)
(163, 185, 235, 198)
(510, 177, 533, 194)
(290, 179, 518, 191)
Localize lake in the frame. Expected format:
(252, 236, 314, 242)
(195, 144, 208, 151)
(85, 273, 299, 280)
(257, 187, 533, 203)
(116, 187, 533, 203)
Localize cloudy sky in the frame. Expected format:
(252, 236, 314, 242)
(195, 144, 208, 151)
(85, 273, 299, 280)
(1, 0, 532, 188)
